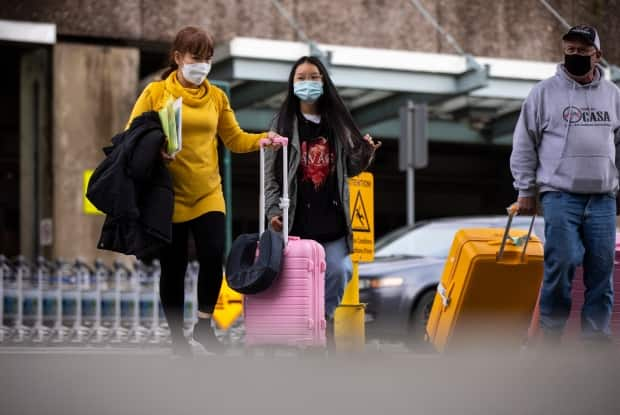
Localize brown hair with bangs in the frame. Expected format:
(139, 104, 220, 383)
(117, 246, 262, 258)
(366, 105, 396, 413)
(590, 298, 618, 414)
(161, 26, 215, 80)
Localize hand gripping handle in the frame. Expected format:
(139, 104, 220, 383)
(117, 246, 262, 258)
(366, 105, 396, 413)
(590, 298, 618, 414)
(496, 203, 536, 262)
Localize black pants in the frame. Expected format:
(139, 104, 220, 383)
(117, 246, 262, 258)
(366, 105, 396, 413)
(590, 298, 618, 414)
(159, 211, 225, 339)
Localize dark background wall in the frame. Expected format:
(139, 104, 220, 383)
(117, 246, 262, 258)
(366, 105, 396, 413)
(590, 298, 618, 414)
(0, 47, 21, 256)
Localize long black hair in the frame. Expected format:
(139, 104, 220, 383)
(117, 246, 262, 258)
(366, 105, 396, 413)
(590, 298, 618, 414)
(273, 56, 372, 159)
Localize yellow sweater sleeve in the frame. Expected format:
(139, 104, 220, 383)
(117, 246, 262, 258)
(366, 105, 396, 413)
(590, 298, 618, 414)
(216, 88, 267, 153)
(125, 82, 163, 130)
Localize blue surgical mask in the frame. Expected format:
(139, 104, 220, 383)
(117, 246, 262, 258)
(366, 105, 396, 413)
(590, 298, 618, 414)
(294, 81, 323, 103)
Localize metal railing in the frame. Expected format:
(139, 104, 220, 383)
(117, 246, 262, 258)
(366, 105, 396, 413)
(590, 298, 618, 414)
(0, 255, 202, 346)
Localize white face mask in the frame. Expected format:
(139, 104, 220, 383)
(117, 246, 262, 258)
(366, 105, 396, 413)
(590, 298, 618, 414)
(181, 62, 211, 85)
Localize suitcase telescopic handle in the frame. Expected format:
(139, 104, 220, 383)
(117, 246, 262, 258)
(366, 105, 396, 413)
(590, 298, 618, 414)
(496, 203, 536, 262)
(259, 136, 289, 245)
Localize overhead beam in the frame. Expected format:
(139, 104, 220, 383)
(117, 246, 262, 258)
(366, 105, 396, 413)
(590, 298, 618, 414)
(217, 57, 476, 95)
(236, 108, 276, 131)
(366, 118, 484, 143)
(213, 37, 562, 101)
(235, 108, 487, 144)
(0, 19, 56, 44)
(216, 38, 571, 146)
(485, 110, 521, 140)
(352, 93, 439, 128)
(470, 78, 541, 100)
(456, 63, 489, 93)
(230, 81, 286, 109)
(350, 64, 489, 129)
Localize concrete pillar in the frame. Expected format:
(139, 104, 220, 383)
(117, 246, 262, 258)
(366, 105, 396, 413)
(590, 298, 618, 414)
(52, 43, 139, 262)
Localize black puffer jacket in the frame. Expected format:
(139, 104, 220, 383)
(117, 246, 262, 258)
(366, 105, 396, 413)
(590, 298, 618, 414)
(87, 111, 173, 260)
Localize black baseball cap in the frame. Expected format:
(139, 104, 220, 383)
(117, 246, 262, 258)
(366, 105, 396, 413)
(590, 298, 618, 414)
(562, 25, 601, 50)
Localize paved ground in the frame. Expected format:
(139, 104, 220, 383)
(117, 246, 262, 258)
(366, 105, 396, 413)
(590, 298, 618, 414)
(1, 345, 619, 415)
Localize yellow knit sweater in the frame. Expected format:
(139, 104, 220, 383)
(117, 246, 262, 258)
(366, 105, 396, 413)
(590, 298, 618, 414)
(127, 72, 266, 223)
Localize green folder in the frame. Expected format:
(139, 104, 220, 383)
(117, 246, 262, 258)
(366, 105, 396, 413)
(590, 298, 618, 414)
(158, 97, 182, 156)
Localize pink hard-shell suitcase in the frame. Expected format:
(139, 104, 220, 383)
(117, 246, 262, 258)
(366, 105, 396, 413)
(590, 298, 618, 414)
(243, 137, 327, 348)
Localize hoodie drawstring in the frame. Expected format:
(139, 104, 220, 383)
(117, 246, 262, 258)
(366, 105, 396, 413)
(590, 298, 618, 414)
(560, 82, 577, 158)
(585, 84, 593, 115)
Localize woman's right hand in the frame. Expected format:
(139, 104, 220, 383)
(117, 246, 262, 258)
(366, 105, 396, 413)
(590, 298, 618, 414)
(270, 215, 283, 232)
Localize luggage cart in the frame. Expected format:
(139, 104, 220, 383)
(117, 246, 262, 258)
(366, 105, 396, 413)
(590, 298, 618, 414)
(50, 259, 73, 344)
(11, 256, 32, 343)
(90, 259, 112, 344)
(0, 255, 11, 343)
(70, 259, 92, 343)
(147, 259, 169, 344)
(109, 260, 130, 344)
(31, 257, 52, 343)
(127, 260, 149, 344)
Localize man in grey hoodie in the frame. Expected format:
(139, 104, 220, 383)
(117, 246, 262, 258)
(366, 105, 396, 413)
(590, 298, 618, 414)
(511, 25, 620, 346)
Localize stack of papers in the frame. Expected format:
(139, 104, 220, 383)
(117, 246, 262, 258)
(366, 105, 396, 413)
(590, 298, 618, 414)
(158, 97, 182, 156)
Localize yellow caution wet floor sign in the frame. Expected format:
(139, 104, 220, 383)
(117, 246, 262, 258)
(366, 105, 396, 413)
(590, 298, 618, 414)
(351, 190, 371, 232)
(348, 172, 374, 262)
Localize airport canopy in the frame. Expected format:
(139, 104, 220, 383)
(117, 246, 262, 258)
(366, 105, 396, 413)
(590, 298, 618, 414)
(211, 37, 616, 144)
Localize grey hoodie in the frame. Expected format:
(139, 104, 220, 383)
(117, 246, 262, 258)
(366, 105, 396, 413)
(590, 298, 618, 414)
(510, 65, 620, 197)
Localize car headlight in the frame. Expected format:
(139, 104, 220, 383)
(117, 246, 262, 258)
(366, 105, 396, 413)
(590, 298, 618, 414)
(359, 276, 404, 289)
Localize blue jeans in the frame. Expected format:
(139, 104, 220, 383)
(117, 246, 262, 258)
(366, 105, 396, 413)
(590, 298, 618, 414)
(321, 237, 353, 319)
(540, 191, 616, 339)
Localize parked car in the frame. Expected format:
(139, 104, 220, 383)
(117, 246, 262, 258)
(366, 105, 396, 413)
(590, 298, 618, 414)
(358, 215, 544, 347)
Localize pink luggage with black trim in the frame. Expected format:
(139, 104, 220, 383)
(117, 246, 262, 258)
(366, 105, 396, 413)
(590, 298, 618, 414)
(243, 137, 327, 348)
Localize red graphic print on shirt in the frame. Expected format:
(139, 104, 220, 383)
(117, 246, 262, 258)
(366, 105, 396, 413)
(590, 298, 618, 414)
(300, 137, 335, 190)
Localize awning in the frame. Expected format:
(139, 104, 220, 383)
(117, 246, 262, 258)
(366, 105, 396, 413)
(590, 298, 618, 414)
(211, 37, 613, 144)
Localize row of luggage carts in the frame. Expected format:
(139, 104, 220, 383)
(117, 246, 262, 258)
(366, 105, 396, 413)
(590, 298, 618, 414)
(0, 255, 202, 346)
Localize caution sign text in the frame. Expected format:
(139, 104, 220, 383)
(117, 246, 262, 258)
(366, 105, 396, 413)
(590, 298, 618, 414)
(348, 172, 374, 262)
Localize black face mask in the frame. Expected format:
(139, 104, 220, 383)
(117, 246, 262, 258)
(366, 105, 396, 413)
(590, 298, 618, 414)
(564, 54, 592, 76)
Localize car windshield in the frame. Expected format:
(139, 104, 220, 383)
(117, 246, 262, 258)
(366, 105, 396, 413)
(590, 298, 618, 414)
(375, 223, 464, 259)
(374, 218, 541, 260)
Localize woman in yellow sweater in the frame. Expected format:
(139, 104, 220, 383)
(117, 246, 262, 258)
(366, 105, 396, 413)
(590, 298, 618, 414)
(127, 26, 277, 356)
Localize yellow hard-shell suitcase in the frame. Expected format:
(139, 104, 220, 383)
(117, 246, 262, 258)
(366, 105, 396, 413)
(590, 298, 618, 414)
(426, 208, 544, 353)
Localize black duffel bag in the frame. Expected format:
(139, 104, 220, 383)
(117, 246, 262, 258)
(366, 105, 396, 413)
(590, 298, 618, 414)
(225, 229, 284, 295)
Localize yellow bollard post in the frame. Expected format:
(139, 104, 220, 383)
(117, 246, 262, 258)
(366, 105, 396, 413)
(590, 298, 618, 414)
(334, 260, 365, 352)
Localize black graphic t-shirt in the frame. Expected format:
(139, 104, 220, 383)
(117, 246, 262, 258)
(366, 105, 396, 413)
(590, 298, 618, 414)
(291, 114, 347, 242)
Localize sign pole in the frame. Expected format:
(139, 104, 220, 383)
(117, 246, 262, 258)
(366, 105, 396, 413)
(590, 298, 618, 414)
(407, 166, 414, 226)
(400, 100, 428, 227)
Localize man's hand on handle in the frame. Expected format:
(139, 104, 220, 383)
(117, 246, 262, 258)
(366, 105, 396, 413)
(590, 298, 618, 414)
(516, 196, 537, 216)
